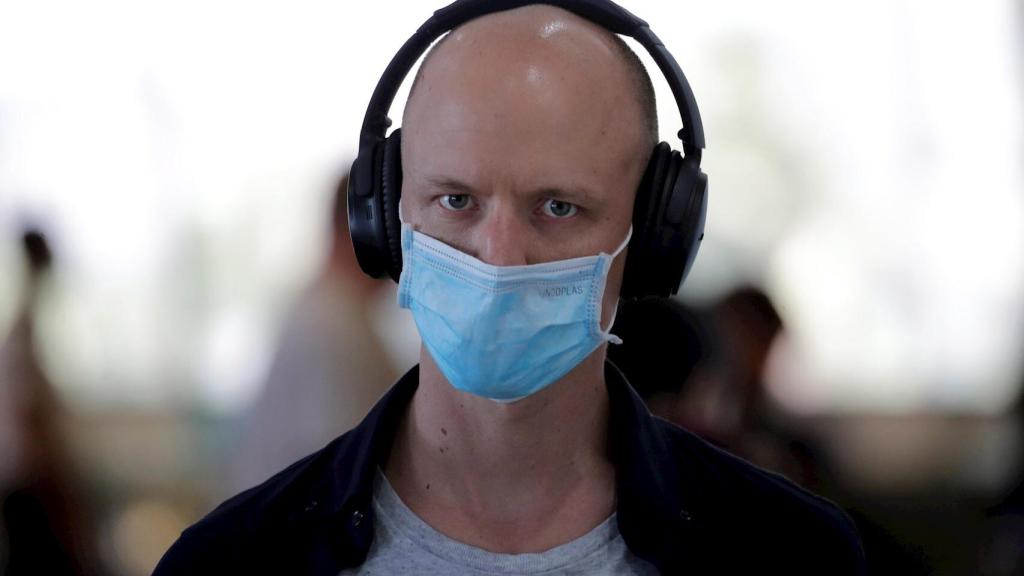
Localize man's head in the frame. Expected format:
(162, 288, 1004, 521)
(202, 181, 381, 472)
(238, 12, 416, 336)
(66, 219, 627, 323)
(399, 4, 658, 324)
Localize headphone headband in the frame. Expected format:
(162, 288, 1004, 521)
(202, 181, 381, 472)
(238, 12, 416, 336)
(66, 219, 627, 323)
(357, 0, 705, 162)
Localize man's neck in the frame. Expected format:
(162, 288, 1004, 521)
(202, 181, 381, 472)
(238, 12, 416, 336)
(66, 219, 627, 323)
(383, 347, 616, 554)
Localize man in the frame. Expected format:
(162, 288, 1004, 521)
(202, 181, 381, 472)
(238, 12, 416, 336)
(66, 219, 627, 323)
(156, 4, 865, 574)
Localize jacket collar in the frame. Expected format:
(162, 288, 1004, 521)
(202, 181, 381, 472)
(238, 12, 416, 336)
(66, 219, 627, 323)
(606, 361, 711, 572)
(292, 362, 704, 570)
(284, 366, 419, 567)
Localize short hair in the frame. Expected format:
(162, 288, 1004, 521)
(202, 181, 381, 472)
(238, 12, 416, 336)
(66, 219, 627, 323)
(404, 28, 658, 147)
(608, 34, 658, 147)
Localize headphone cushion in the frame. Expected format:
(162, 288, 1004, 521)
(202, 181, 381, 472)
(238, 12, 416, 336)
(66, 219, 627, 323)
(639, 142, 672, 231)
(380, 129, 404, 281)
(623, 142, 707, 298)
(623, 142, 671, 298)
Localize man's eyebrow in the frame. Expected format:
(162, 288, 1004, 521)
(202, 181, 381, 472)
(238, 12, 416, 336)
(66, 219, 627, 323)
(425, 177, 603, 205)
(532, 186, 600, 204)
(426, 177, 477, 194)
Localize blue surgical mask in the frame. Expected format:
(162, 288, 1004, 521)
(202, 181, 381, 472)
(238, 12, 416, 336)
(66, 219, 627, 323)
(398, 222, 630, 403)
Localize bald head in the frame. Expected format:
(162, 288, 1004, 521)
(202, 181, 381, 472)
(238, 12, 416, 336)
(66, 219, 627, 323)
(403, 5, 657, 157)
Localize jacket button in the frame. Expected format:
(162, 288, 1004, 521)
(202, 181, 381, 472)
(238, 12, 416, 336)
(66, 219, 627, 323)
(304, 500, 318, 512)
(352, 510, 364, 526)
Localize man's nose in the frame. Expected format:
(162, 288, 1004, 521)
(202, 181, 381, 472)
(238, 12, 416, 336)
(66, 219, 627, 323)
(476, 206, 529, 267)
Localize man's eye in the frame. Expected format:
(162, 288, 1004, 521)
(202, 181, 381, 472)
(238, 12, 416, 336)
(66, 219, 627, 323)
(541, 199, 578, 219)
(439, 194, 473, 211)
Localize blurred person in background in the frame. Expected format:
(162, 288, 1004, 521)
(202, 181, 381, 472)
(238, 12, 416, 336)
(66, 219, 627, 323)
(0, 229, 99, 575)
(609, 288, 830, 491)
(156, 2, 864, 574)
(977, 388, 1024, 576)
(611, 291, 938, 574)
(707, 286, 825, 488)
(225, 173, 399, 494)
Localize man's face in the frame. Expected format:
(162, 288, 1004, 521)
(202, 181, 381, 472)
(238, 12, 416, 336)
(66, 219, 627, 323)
(400, 7, 650, 325)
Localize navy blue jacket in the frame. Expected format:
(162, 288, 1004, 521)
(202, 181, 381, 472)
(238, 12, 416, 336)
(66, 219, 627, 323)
(155, 363, 865, 574)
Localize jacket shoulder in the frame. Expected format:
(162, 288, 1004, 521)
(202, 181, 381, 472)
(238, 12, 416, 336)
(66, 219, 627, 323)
(153, 431, 356, 574)
(656, 418, 866, 572)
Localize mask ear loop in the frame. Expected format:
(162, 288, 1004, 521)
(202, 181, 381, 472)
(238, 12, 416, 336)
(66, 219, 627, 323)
(605, 226, 634, 259)
(603, 308, 625, 345)
(397, 199, 410, 228)
(598, 226, 634, 344)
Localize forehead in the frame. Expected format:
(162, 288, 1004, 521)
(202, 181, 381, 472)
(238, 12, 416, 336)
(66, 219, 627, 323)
(400, 6, 648, 195)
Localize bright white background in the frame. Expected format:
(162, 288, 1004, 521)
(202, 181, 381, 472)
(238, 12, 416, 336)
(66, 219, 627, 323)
(1, 0, 1021, 414)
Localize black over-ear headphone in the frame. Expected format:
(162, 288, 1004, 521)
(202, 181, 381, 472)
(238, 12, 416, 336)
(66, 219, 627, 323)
(348, 0, 707, 298)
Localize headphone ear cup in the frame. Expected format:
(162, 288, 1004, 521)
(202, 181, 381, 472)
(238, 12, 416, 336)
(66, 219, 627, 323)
(622, 142, 671, 299)
(347, 145, 388, 279)
(670, 160, 708, 289)
(622, 143, 707, 298)
(379, 129, 404, 281)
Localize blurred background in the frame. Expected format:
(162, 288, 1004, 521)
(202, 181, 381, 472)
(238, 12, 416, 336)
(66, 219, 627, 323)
(0, 0, 1021, 574)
